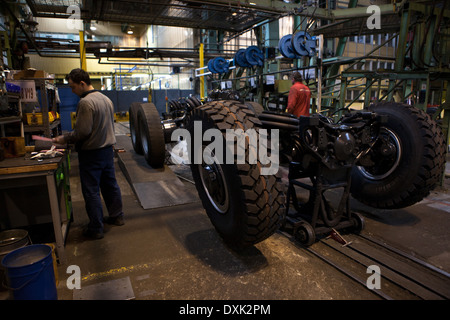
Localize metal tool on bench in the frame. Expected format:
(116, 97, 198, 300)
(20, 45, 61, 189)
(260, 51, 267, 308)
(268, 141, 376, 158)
(30, 145, 64, 160)
(30, 135, 65, 160)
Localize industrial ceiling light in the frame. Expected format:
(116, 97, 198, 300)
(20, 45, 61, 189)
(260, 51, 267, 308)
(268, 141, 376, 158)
(89, 21, 97, 31)
(121, 23, 134, 35)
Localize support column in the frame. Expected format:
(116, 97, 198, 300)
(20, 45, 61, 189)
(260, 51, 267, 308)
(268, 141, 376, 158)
(79, 30, 87, 70)
(199, 43, 205, 100)
(388, 7, 410, 101)
(323, 0, 358, 108)
(265, 20, 279, 78)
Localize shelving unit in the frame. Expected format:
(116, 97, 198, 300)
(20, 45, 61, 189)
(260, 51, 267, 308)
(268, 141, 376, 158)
(22, 78, 61, 140)
(0, 92, 24, 138)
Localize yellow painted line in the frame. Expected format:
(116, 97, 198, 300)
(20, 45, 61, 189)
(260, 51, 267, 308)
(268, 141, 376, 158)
(81, 263, 151, 282)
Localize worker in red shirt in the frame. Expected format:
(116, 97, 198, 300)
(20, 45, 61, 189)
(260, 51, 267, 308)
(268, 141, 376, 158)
(286, 71, 311, 117)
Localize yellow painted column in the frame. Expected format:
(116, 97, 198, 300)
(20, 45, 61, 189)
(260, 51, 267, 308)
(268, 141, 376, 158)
(199, 43, 205, 100)
(79, 30, 87, 70)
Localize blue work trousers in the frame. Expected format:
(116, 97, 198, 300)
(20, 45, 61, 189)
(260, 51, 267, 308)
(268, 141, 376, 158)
(78, 146, 123, 233)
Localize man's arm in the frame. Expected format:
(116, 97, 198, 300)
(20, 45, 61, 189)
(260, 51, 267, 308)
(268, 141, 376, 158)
(52, 101, 93, 144)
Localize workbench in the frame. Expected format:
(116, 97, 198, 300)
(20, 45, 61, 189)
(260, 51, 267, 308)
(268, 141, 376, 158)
(0, 152, 72, 263)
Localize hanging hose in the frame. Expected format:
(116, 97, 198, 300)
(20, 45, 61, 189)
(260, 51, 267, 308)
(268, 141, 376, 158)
(258, 112, 300, 131)
(319, 194, 342, 227)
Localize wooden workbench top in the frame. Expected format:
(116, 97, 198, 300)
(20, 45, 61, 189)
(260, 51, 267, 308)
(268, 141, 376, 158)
(0, 154, 65, 175)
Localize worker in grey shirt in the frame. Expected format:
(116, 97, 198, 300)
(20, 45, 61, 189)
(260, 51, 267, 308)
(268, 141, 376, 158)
(53, 68, 124, 239)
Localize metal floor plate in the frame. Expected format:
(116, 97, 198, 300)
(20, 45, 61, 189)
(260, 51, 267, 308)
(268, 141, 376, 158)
(134, 179, 198, 209)
(115, 135, 198, 210)
(73, 277, 135, 300)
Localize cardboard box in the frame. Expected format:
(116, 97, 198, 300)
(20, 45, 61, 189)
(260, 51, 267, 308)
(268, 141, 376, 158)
(0, 137, 25, 158)
(13, 69, 48, 80)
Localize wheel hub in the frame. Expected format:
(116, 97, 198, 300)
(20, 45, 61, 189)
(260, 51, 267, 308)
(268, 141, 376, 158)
(198, 159, 229, 214)
(357, 127, 402, 181)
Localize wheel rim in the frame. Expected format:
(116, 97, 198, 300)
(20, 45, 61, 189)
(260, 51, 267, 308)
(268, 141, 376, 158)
(357, 127, 402, 181)
(296, 229, 309, 243)
(198, 149, 229, 214)
(351, 212, 365, 233)
(295, 223, 315, 245)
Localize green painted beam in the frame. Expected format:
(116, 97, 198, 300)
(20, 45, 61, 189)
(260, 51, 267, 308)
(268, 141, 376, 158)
(331, 4, 396, 19)
(387, 6, 410, 101)
(342, 71, 432, 80)
(409, 2, 450, 18)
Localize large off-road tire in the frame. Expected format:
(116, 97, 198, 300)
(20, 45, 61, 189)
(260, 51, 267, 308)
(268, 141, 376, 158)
(244, 101, 265, 116)
(186, 96, 202, 110)
(351, 102, 446, 209)
(137, 102, 165, 168)
(187, 100, 286, 248)
(129, 102, 143, 154)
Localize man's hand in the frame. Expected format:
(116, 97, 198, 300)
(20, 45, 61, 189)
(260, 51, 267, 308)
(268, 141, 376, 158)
(52, 135, 66, 145)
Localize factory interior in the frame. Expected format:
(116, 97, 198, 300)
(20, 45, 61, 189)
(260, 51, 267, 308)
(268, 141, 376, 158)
(0, 0, 449, 307)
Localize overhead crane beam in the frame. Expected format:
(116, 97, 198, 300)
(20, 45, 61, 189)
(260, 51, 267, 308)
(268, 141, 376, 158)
(183, 0, 328, 18)
(330, 4, 396, 20)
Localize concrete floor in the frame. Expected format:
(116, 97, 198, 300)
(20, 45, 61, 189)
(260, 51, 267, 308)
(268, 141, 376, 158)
(51, 133, 450, 301)
(58, 155, 378, 300)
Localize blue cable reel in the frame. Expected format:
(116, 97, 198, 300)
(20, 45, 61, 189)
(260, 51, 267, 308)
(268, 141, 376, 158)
(213, 57, 230, 73)
(234, 49, 251, 68)
(278, 34, 299, 59)
(245, 46, 264, 67)
(208, 57, 230, 74)
(208, 58, 219, 73)
(292, 31, 317, 57)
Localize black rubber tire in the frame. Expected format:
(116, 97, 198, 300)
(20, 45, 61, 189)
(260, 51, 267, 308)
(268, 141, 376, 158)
(186, 97, 197, 111)
(350, 212, 365, 234)
(187, 100, 286, 248)
(169, 100, 178, 112)
(137, 102, 165, 168)
(190, 96, 202, 107)
(351, 102, 446, 209)
(244, 101, 265, 116)
(129, 102, 143, 155)
(295, 222, 315, 247)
